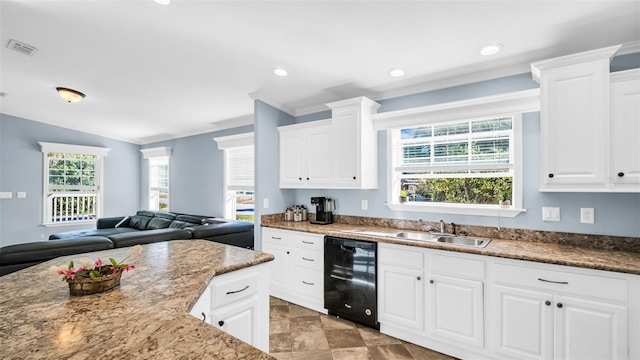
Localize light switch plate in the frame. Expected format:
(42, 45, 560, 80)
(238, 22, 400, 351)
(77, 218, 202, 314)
(361, 200, 368, 210)
(0, 192, 12, 199)
(542, 207, 560, 221)
(17, 192, 26, 199)
(263, 198, 269, 209)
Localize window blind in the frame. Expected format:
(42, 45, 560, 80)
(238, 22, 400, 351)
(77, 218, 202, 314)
(227, 145, 254, 191)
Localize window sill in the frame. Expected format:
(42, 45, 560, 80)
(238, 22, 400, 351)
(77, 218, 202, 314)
(42, 220, 96, 227)
(387, 202, 526, 218)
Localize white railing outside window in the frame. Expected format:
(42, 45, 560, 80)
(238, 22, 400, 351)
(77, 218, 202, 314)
(46, 193, 97, 223)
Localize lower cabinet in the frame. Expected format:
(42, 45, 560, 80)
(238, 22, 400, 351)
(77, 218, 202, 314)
(189, 263, 270, 353)
(262, 228, 325, 313)
(489, 262, 633, 360)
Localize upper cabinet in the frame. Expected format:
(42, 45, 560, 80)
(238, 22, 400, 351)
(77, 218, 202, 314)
(611, 69, 640, 190)
(532, 45, 639, 193)
(278, 97, 381, 189)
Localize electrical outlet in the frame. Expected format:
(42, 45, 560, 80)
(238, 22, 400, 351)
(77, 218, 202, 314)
(361, 200, 368, 210)
(263, 198, 269, 209)
(0, 192, 12, 199)
(581, 208, 595, 224)
(542, 207, 560, 221)
(17, 192, 26, 199)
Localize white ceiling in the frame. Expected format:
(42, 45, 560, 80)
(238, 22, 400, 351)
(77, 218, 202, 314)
(1, 0, 639, 144)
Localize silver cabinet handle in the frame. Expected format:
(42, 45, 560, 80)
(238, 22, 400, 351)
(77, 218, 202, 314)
(226, 285, 250, 295)
(302, 281, 314, 285)
(538, 278, 569, 285)
(302, 257, 314, 261)
(302, 241, 314, 244)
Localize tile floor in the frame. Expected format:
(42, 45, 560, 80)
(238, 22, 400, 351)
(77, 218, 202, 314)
(269, 297, 457, 360)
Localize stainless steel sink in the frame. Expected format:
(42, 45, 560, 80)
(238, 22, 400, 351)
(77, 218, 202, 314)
(388, 231, 490, 248)
(388, 232, 440, 242)
(436, 236, 491, 248)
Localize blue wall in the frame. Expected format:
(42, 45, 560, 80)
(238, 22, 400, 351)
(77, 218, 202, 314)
(0, 114, 141, 246)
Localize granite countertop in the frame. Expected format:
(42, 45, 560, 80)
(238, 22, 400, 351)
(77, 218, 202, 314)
(0, 240, 275, 359)
(264, 221, 640, 275)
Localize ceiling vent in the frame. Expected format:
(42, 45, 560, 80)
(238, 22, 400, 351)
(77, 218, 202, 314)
(7, 39, 38, 56)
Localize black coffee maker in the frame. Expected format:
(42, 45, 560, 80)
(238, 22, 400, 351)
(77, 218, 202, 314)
(310, 197, 335, 225)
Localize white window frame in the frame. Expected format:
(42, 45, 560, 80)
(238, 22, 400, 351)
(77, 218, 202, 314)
(140, 147, 172, 212)
(213, 133, 254, 220)
(39, 142, 111, 226)
(373, 89, 540, 218)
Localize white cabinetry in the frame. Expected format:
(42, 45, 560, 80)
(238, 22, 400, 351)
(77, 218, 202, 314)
(611, 69, 640, 191)
(533, 45, 639, 192)
(378, 243, 486, 359)
(378, 242, 425, 331)
(532, 46, 618, 191)
(188, 263, 270, 352)
(427, 254, 484, 349)
(261, 228, 325, 313)
(278, 97, 380, 189)
(326, 97, 381, 189)
(278, 120, 333, 188)
(489, 262, 630, 360)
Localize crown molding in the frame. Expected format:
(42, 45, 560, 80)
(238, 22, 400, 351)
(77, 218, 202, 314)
(531, 44, 622, 83)
(618, 41, 640, 56)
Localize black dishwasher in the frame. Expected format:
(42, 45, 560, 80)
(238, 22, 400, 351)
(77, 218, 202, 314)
(324, 236, 378, 329)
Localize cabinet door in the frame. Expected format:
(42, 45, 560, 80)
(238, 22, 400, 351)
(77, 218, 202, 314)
(212, 295, 259, 348)
(540, 60, 610, 190)
(279, 130, 304, 188)
(554, 295, 628, 360)
(332, 107, 361, 187)
(261, 243, 292, 292)
(611, 74, 640, 190)
(378, 263, 425, 331)
(305, 125, 333, 186)
(492, 285, 554, 360)
(427, 274, 484, 348)
(189, 286, 212, 325)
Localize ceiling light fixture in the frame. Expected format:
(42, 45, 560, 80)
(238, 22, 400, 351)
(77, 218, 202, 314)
(273, 68, 288, 77)
(56, 87, 85, 103)
(480, 43, 503, 56)
(153, 0, 171, 4)
(389, 68, 405, 77)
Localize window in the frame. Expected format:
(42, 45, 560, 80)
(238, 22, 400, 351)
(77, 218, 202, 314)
(141, 147, 172, 212)
(389, 114, 522, 216)
(39, 142, 110, 225)
(376, 89, 541, 217)
(214, 133, 254, 222)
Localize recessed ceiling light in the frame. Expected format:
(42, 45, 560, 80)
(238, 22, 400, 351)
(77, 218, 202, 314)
(389, 68, 405, 77)
(480, 43, 503, 56)
(273, 68, 288, 77)
(154, 0, 170, 4)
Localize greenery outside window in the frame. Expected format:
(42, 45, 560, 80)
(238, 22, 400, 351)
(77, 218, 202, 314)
(39, 142, 110, 225)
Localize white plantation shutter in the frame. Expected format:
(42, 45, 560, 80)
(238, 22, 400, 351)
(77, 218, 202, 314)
(227, 145, 254, 191)
(393, 116, 514, 179)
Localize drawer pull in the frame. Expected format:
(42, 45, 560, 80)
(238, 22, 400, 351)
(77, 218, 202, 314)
(271, 236, 282, 240)
(302, 257, 314, 261)
(201, 312, 206, 322)
(226, 285, 250, 295)
(302, 241, 314, 244)
(302, 281, 314, 286)
(537, 278, 568, 285)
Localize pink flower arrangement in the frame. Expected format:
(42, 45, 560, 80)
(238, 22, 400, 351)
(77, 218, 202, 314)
(51, 245, 143, 281)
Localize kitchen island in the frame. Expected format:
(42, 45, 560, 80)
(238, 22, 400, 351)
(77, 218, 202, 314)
(0, 240, 274, 359)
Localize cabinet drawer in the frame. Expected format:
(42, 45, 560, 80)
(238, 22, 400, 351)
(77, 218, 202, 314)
(294, 232, 324, 252)
(293, 268, 323, 299)
(493, 263, 627, 303)
(379, 243, 424, 269)
(295, 248, 323, 271)
(212, 271, 260, 308)
(430, 253, 485, 280)
(262, 228, 293, 247)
